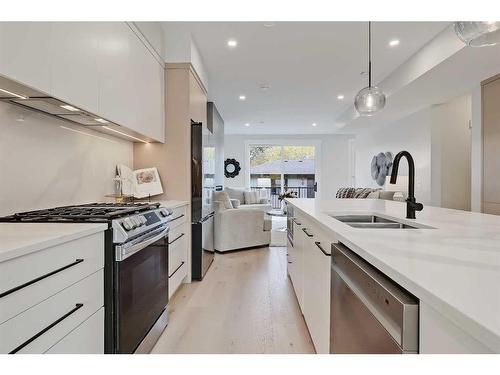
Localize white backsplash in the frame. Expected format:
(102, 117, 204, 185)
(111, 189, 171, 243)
(0, 101, 133, 216)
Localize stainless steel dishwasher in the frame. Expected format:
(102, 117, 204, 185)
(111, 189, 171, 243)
(330, 242, 419, 354)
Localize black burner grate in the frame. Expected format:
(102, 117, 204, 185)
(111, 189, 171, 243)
(0, 202, 160, 223)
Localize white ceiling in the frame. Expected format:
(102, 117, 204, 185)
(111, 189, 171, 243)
(164, 22, 449, 134)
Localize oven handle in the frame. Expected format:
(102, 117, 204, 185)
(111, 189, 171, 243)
(115, 226, 169, 262)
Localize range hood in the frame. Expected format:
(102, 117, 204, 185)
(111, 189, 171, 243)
(0, 74, 152, 143)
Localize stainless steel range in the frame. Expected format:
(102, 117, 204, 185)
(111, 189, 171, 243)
(0, 202, 173, 354)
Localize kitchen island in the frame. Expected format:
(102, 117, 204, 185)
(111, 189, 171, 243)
(285, 198, 500, 354)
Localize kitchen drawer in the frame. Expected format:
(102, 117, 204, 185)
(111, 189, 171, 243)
(169, 260, 187, 299)
(45, 307, 104, 354)
(168, 224, 187, 276)
(0, 232, 104, 324)
(169, 205, 187, 230)
(0, 269, 104, 354)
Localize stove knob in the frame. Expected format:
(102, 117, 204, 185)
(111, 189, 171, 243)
(122, 219, 133, 231)
(160, 209, 171, 217)
(132, 217, 140, 228)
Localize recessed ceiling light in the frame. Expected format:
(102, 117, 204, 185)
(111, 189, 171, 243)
(60, 104, 80, 112)
(389, 39, 400, 47)
(244, 123, 250, 127)
(263, 22, 275, 28)
(312, 123, 317, 127)
(337, 95, 345, 100)
(227, 39, 238, 48)
(94, 118, 109, 124)
(0, 88, 28, 99)
(239, 95, 246, 101)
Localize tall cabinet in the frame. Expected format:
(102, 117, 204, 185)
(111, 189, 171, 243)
(134, 63, 208, 283)
(482, 74, 500, 215)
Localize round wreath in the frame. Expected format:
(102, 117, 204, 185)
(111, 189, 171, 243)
(224, 158, 241, 178)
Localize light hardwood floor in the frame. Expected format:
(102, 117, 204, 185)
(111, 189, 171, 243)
(152, 246, 315, 354)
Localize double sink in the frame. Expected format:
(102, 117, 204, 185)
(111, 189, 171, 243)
(332, 214, 432, 229)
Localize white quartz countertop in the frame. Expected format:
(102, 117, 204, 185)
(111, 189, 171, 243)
(0, 223, 107, 263)
(285, 198, 500, 352)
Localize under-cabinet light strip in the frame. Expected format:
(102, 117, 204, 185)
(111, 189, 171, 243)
(0, 88, 28, 100)
(60, 126, 117, 144)
(102, 126, 149, 143)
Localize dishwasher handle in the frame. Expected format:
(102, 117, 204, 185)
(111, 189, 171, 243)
(331, 242, 419, 353)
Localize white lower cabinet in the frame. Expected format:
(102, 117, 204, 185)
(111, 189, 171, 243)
(302, 234, 331, 354)
(420, 302, 493, 354)
(46, 308, 104, 354)
(168, 204, 189, 298)
(0, 269, 104, 354)
(288, 212, 332, 354)
(0, 232, 105, 354)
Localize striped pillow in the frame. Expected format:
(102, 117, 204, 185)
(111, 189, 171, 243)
(336, 187, 355, 198)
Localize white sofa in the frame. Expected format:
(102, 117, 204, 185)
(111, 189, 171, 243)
(213, 200, 271, 252)
(223, 187, 272, 211)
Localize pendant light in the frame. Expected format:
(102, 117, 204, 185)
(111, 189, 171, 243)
(354, 22, 386, 116)
(454, 22, 500, 47)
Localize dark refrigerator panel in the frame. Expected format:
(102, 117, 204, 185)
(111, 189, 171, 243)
(191, 120, 215, 280)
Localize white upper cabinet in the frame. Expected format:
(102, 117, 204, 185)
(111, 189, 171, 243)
(50, 22, 101, 113)
(98, 23, 164, 142)
(0, 22, 164, 142)
(0, 22, 52, 93)
(97, 23, 137, 131)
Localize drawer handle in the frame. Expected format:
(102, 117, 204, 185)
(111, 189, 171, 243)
(288, 261, 293, 264)
(0, 259, 84, 299)
(314, 241, 331, 257)
(170, 214, 185, 222)
(9, 303, 84, 354)
(168, 233, 185, 245)
(293, 218, 302, 225)
(302, 228, 313, 237)
(169, 261, 185, 278)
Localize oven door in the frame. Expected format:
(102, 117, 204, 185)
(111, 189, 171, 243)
(114, 225, 169, 354)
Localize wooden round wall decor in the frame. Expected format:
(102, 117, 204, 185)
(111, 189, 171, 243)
(224, 158, 241, 178)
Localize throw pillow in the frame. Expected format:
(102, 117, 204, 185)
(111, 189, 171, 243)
(216, 191, 233, 209)
(244, 191, 259, 204)
(336, 187, 355, 198)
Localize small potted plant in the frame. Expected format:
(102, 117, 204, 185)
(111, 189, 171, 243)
(278, 190, 298, 212)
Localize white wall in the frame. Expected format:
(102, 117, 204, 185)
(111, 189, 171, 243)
(355, 107, 433, 205)
(430, 94, 471, 210)
(0, 102, 133, 215)
(470, 85, 482, 212)
(223, 134, 353, 199)
(355, 93, 472, 210)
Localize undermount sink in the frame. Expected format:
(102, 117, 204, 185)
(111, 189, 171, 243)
(347, 222, 419, 229)
(331, 214, 431, 230)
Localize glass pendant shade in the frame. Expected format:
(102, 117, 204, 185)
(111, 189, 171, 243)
(454, 22, 500, 47)
(354, 22, 386, 116)
(354, 86, 386, 116)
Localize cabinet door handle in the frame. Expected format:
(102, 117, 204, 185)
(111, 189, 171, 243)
(0, 259, 84, 299)
(315, 242, 331, 256)
(168, 233, 185, 245)
(302, 228, 313, 237)
(288, 261, 293, 264)
(170, 214, 185, 222)
(9, 303, 84, 354)
(169, 261, 185, 278)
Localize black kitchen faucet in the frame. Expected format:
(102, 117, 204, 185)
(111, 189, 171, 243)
(390, 151, 423, 219)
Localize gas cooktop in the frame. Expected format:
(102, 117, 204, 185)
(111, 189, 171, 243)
(0, 202, 161, 223)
